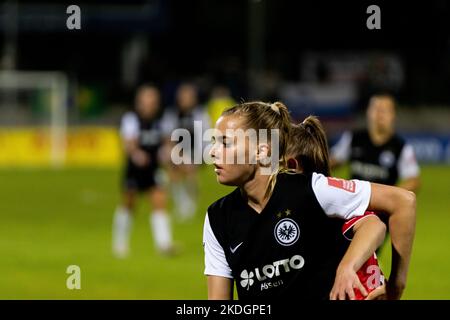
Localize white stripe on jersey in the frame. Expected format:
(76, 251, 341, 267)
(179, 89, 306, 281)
(398, 144, 420, 180)
(203, 213, 233, 279)
(120, 112, 140, 140)
(330, 131, 352, 163)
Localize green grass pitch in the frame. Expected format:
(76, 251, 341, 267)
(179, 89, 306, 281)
(0, 165, 449, 299)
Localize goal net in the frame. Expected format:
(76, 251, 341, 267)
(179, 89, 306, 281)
(0, 71, 69, 167)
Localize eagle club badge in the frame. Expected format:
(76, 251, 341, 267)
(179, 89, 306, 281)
(379, 150, 395, 168)
(274, 218, 300, 246)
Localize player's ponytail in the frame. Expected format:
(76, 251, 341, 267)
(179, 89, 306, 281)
(287, 116, 331, 176)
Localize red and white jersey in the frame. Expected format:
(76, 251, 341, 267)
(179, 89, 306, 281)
(342, 211, 385, 300)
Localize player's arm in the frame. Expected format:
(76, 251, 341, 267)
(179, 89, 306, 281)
(330, 214, 386, 300)
(368, 183, 416, 299)
(123, 137, 150, 167)
(203, 213, 234, 300)
(312, 173, 415, 300)
(397, 144, 421, 193)
(330, 131, 352, 169)
(207, 276, 233, 300)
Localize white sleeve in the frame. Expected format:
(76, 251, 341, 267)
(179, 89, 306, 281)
(398, 144, 420, 180)
(311, 172, 371, 220)
(120, 112, 139, 140)
(203, 213, 233, 279)
(331, 131, 352, 163)
(160, 110, 177, 138)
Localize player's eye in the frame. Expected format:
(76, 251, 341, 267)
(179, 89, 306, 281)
(222, 138, 232, 147)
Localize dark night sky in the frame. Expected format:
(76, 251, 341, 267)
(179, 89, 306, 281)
(3, 0, 450, 104)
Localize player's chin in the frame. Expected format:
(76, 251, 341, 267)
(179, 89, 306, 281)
(216, 174, 236, 186)
(216, 176, 229, 185)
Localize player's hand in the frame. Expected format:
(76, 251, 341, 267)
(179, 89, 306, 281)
(330, 265, 368, 300)
(365, 283, 386, 300)
(131, 150, 150, 167)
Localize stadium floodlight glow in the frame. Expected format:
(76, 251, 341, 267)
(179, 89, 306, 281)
(0, 71, 68, 167)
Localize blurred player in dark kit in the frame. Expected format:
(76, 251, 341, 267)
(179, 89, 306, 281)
(331, 94, 420, 193)
(112, 84, 175, 258)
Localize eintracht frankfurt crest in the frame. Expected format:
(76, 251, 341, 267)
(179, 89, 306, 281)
(274, 218, 300, 246)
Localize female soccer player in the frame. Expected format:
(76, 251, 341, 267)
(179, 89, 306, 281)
(203, 101, 415, 300)
(112, 84, 175, 258)
(286, 116, 386, 300)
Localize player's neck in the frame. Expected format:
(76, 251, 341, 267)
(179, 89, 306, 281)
(369, 127, 393, 146)
(241, 173, 271, 214)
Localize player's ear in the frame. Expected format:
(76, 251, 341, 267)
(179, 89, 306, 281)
(287, 158, 299, 170)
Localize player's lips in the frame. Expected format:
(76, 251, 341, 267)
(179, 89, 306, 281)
(213, 164, 223, 173)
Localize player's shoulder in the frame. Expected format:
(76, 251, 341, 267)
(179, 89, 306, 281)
(121, 111, 138, 123)
(161, 107, 176, 118)
(277, 170, 310, 185)
(276, 171, 313, 195)
(391, 133, 406, 148)
(207, 188, 244, 236)
(207, 188, 241, 218)
(352, 128, 369, 139)
(193, 105, 207, 116)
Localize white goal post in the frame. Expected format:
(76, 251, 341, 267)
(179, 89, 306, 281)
(0, 71, 69, 167)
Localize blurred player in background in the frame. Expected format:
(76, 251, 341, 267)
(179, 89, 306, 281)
(330, 94, 420, 193)
(162, 83, 210, 221)
(112, 84, 175, 258)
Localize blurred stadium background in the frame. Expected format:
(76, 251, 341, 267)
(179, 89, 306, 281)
(0, 0, 449, 299)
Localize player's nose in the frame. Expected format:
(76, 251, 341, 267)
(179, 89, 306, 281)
(209, 144, 216, 158)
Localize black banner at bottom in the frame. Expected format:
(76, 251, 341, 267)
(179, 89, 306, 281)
(2, 300, 448, 319)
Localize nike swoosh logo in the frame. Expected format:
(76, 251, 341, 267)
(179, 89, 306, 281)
(230, 242, 243, 254)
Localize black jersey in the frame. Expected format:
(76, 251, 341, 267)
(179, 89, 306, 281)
(203, 172, 372, 299)
(120, 111, 164, 170)
(331, 129, 420, 186)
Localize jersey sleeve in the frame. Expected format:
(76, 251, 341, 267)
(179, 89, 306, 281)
(311, 172, 372, 220)
(342, 211, 377, 241)
(203, 213, 233, 279)
(398, 144, 420, 180)
(120, 112, 139, 140)
(160, 110, 177, 138)
(330, 131, 352, 163)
